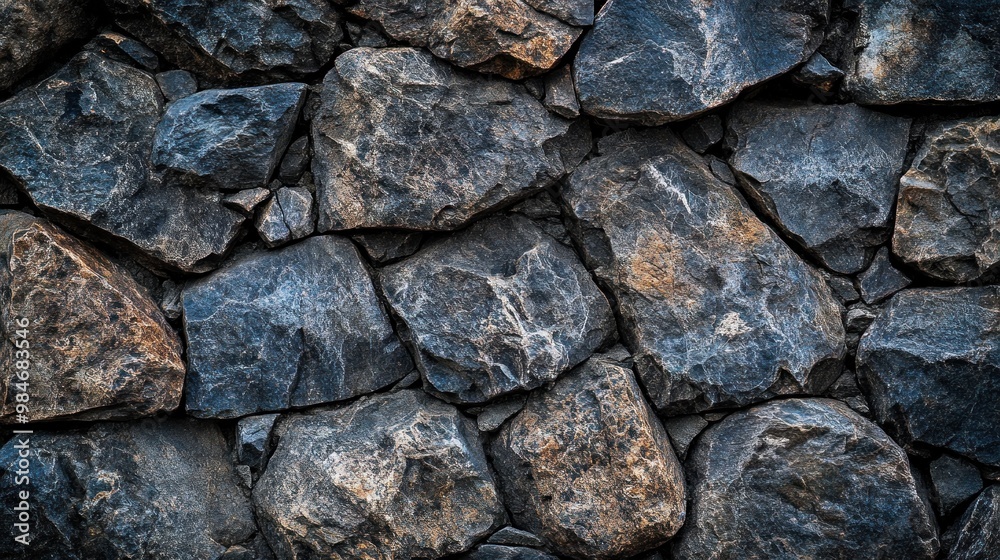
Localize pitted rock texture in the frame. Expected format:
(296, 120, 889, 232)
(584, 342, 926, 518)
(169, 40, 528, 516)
(152, 84, 307, 190)
(893, 117, 1000, 282)
(0, 212, 184, 423)
(491, 355, 687, 559)
(0, 0, 96, 91)
(182, 235, 413, 418)
(727, 101, 911, 274)
(380, 215, 615, 404)
(254, 390, 506, 559)
(857, 287, 1000, 467)
(673, 398, 939, 560)
(0, 51, 246, 273)
(948, 485, 1000, 560)
(105, 0, 343, 84)
(573, 0, 829, 124)
(0, 420, 257, 559)
(334, 0, 591, 79)
(563, 129, 846, 414)
(459, 545, 559, 560)
(844, 0, 1000, 104)
(312, 47, 591, 231)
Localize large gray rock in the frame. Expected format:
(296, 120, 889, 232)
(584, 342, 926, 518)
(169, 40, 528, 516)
(0, 0, 96, 91)
(0, 51, 246, 273)
(948, 485, 1000, 560)
(491, 355, 686, 559)
(892, 117, 1000, 282)
(574, 0, 829, 124)
(0, 420, 257, 559)
(380, 215, 615, 404)
(857, 287, 1000, 467)
(844, 0, 1000, 104)
(105, 0, 343, 84)
(563, 129, 846, 414)
(182, 235, 413, 418)
(312, 47, 590, 232)
(673, 398, 939, 560)
(254, 390, 506, 559)
(152, 84, 307, 190)
(333, 0, 591, 80)
(727, 101, 911, 274)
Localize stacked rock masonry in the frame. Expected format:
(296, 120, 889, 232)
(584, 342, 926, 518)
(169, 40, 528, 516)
(0, 1, 998, 559)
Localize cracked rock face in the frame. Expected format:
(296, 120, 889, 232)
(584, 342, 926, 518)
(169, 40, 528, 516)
(182, 235, 413, 418)
(892, 117, 1000, 282)
(0, 420, 257, 559)
(333, 0, 591, 79)
(857, 287, 1000, 467)
(254, 390, 506, 559)
(844, 0, 1000, 104)
(727, 101, 911, 274)
(948, 485, 1000, 560)
(312, 47, 591, 232)
(380, 215, 616, 404)
(0, 211, 184, 423)
(563, 129, 845, 414)
(491, 355, 686, 559)
(0, 0, 96, 91)
(105, 0, 343, 84)
(573, 0, 829, 124)
(0, 51, 247, 273)
(674, 398, 939, 560)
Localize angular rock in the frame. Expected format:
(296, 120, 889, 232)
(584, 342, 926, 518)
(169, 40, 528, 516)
(681, 115, 724, 154)
(278, 136, 310, 183)
(86, 31, 160, 71)
(844, 0, 1000, 104)
(352, 231, 425, 264)
(105, 0, 343, 83)
(236, 413, 280, 473)
(574, 0, 829, 124)
(224, 187, 271, 216)
(155, 69, 198, 101)
(0, 212, 184, 423)
(543, 65, 580, 118)
(182, 235, 413, 418)
(948, 485, 1000, 560)
(931, 455, 984, 518)
(0, 420, 257, 559)
(793, 52, 844, 92)
(475, 395, 528, 433)
(892, 117, 1000, 282)
(728, 101, 911, 274)
(673, 398, 939, 560)
(857, 247, 911, 304)
(0, 0, 96, 91)
(487, 527, 546, 548)
(458, 545, 558, 560)
(563, 129, 845, 414)
(857, 287, 1000, 466)
(662, 415, 710, 459)
(381, 215, 615, 404)
(255, 187, 315, 248)
(826, 273, 861, 304)
(312, 48, 591, 231)
(153, 84, 307, 190)
(334, 0, 591, 79)
(0, 51, 247, 273)
(254, 390, 506, 559)
(825, 369, 870, 415)
(491, 355, 686, 559)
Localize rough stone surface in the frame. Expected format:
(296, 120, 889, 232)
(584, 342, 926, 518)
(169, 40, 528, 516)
(857, 287, 1000, 467)
(0, 51, 247, 273)
(682, 115, 724, 154)
(254, 390, 506, 559)
(459, 545, 559, 560)
(155, 69, 197, 101)
(312, 48, 591, 231)
(858, 247, 911, 304)
(182, 235, 413, 418)
(0, 211, 185, 423)
(930, 455, 984, 518)
(793, 52, 844, 92)
(844, 0, 1000, 104)
(948, 485, 1000, 560)
(491, 355, 686, 559)
(475, 395, 528, 433)
(728, 100, 911, 274)
(0, 0, 96, 91)
(106, 0, 343, 83)
(673, 398, 939, 560)
(563, 129, 845, 414)
(86, 31, 160, 71)
(352, 231, 425, 264)
(224, 188, 271, 216)
(892, 117, 1000, 282)
(236, 413, 280, 473)
(381, 215, 615, 404)
(153, 84, 307, 190)
(0, 420, 257, 559)
(487, 527, 546, 548)
(278, 136, 310, 184)
(662, 415, 710, 459)
(255, 187, 315, 248)
(543, 65, 580, 118)
(333, 0, 591, 79)
(574, 0, 829, 124)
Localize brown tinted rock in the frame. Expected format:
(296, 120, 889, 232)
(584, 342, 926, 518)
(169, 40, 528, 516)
(254, 390, 506, 559)
(491, 354, 686, 559)
(0, 212, 184, 423)
(0, 0, 96, 91)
